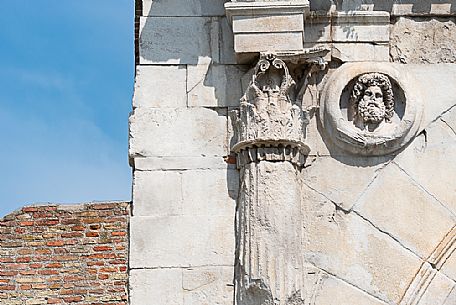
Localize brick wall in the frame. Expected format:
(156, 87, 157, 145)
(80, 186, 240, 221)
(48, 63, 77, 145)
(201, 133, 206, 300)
(0, 202, 130, 305)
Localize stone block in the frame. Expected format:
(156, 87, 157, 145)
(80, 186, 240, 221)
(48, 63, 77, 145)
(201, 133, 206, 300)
(139, 17, 219, 65)
(315, 275, 389, 305)
(310, 0, 332, 12)
(219, 17, 237, 64)
(304, 16, 331, 44)
(232, 14, 304, 33)
(187, 64, 247, 107)
(134, 156, 232, 171)
(305, 114, 331, 157)
(331, 11, 390, 43)
(395, 115, 456, 214)
(302, 184, 422, 304)
(133, 169, 238, 217)
(332, 43, 389, 62)
(225, 1, 309, 55)
(391, 18, 456, 64)
(182, 267, 234, 305)
(443, 286, 456, 305)
(129, 107, 228, 159)
(130, 215, 234, 268)
(142, 0, 226, 17)
(354, 163, 455, 259)
(132, 170, 183, 217)
(234, 32, 303, 53)
(130, 269, 183, 305)
(181, 169, 238, 216)
(402, 65, 456, 127)
(302, 156, 388, 211)
(418, 272, 455, 305)
(133, 65, 187, 108)
(442, 250, 456, 282)
(390, 2, 456, 16)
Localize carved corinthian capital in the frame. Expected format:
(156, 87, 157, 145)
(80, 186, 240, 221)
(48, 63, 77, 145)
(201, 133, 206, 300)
(231, 53, 310, 167)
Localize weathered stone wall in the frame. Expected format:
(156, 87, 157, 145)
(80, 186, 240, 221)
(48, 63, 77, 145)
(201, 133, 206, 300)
(302, 65, 456, 304)
(129, 1, 240, 304)
(129, 1, 456, 304)
(0, 202, 129, 305)
(391, 17, 456, 64)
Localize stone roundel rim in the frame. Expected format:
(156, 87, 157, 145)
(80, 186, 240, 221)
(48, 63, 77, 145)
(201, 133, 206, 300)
(320, 62, 423, 156)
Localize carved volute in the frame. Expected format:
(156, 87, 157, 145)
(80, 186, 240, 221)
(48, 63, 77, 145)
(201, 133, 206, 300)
(231, 53, 310, 168)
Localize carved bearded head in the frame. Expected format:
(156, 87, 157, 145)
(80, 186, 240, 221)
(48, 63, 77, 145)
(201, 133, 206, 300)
(351, 73, 394, 126)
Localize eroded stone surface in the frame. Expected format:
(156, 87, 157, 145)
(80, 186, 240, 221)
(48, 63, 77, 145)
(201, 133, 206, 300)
(139, 17, 219, 65)
(130, 269, 183, 305)
(442, 250, 456, 282)
(302, 156, 388, 211)
(354, 163, 455, 259)
(183, 267, 234, 305)
(314, 275, 389, 305)
(187, 64, 247, 107)
(301, 184, 422, 304)
(129, 107, 228, 159)
(133, 65, 187, 108)
(132, 168, 238, 217)
(395, 108, 456, 215)
(417, 271, 455, 305)
(130, 215, 234, 268)
(391, 17, 456, 64)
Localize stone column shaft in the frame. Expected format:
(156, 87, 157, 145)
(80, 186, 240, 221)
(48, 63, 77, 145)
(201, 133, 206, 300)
(232, 54, 310, 305)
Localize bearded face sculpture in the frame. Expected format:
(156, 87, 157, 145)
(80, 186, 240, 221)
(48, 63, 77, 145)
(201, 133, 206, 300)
(351, 73, 395, 129)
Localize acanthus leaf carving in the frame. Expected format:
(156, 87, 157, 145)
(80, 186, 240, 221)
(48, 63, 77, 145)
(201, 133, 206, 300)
(231, 53, 310, 161)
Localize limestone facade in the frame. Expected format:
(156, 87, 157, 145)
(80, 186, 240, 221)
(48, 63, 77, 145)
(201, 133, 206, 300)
(130, 1, 456, 304)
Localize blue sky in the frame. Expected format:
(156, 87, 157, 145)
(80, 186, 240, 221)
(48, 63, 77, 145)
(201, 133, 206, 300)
(0, 1, 134, 216)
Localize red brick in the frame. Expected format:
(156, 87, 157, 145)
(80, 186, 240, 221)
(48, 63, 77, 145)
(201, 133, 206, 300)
(93, 246, 112, 252)
(36, 249, 52, 255)
(98, 274, 109, 280)
(19, 221, 34, 227)
(16, 257, 31, 263)
(63, 296, 83, 303)
(0, 271, 18, 276)
(45, 263, 63, 268)
(91, 203, 119, 210)
(100, 267, 117, 273)
(30, 263, 43, 269)
(0, 285, 15, 291)
(61, 232, 83, 238)
(22, 207, 39, 213)
(46, 241, 65, 247)
(35, 219, 59, 226)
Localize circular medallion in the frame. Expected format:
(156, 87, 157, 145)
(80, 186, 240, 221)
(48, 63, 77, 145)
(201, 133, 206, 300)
(320, 63, 423, 156)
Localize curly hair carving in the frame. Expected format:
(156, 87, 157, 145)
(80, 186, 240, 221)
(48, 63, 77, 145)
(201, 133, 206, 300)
(351, 73, 395, 122)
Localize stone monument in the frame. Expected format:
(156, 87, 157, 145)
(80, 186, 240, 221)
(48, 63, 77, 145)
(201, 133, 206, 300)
(129, 1, 456, 304)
